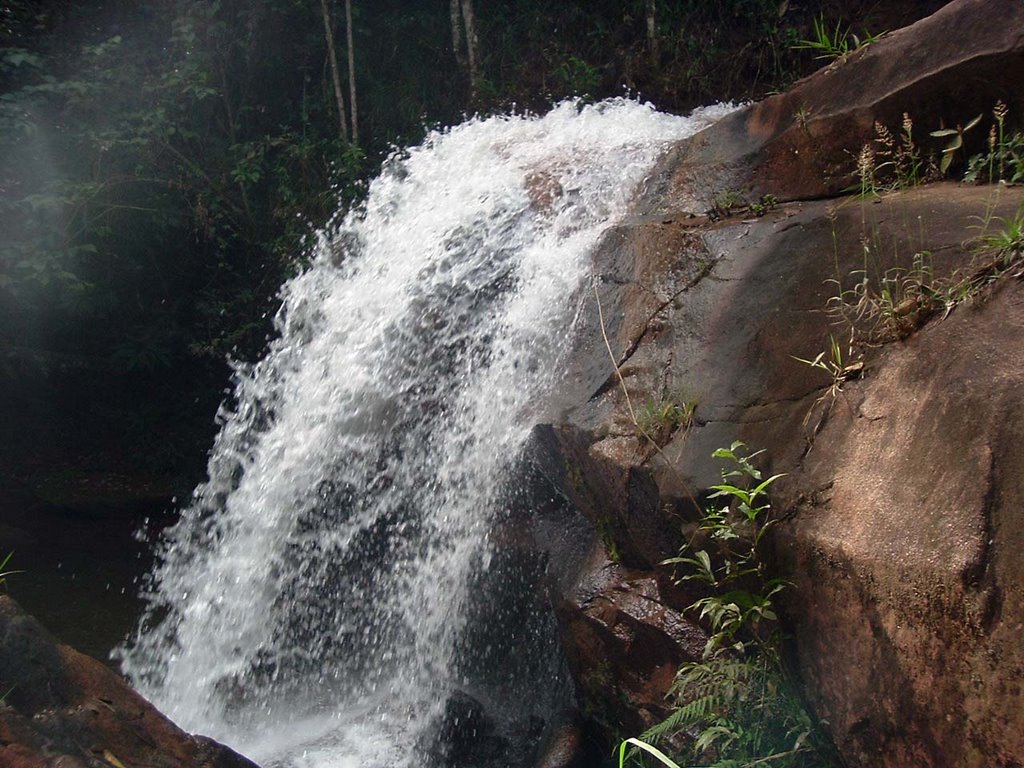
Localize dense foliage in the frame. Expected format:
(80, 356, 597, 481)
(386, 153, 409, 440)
(0, 0, 943, 475)
(639, 444, 839, 767)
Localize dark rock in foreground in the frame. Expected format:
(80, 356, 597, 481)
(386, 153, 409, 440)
(0, 596, 258, 768)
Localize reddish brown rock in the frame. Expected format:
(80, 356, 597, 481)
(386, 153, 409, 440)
(673, 185, 1024, 767)
(553, 175, 1024, 764)
(554, 548, 705, 735)
(534, 711, 585, 768)
(543, 6, 1024, 750)
(585, 193, 1024, 764)
(642, 0, 1024, 214)
(0, 596, 258, 768)
(771, 278, 1024, 766)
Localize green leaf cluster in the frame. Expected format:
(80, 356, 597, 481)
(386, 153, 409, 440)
(930, 113, 982, 175)
(792, 16, 883, 60)
(965, 102, 1024, 185)
(624, 444, 839, 768)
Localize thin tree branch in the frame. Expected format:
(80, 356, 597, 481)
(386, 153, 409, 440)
(319, 0, 349, 141)
(345, 0, 358, 145)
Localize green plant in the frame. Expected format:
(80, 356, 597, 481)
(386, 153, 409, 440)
(0, 552, 22, 591)
(825, 198, 1024, 352)
(750, 194, 779, 217)
(873, 114, 925, 189)
(852, 143, 880, 198)
(710, 191, 780, 220)
(636, 393, 697, 446)
(670, 444, 785, 641)
(965, 102, 1024, 184)
(793, 105, 813, 132)
(828, 248, 943, 343)
(622, 444, 836, 768)
(792, 334, 862, 398)
(978, 203, 1024, 258)
(943, 202, 1024, 299)
(618, 737, 680, 768)
(552, 55, 602, 95)
(848, 112, 939, 197)
(930, 113, 983, 175)
(711, 189, 745, 219)
(793, 17, 882, 60)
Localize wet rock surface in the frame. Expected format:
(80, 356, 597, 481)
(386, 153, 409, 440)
(554, 550, 705, 735)
(0, 596, 258, 768)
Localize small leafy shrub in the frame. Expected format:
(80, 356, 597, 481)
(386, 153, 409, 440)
(709, 192, 777, 220)
(930, 113, 983, 175)
(552, 55, 602, 96)
(965, 102, 1024, 184)
(710, 189, 745, 219)
(750, 193, 779, 217)
(635, 393, 696, 447)
(622, 444, 838, 768)
(667, 443, 786, 657)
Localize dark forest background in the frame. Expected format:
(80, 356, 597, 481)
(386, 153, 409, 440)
(0, 0, 945, 495)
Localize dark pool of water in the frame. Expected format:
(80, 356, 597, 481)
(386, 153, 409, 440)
(0, 486, 174, 664)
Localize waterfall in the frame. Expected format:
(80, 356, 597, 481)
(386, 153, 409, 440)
(117, 98, 732, 767)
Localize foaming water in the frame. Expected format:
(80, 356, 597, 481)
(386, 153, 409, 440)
(117, 99, 733, 767)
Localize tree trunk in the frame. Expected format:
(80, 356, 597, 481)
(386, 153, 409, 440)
(450, 0, 465, 66)
(345, 0, 358, 145)
(459, 0, 481, 100)
(646, 0, 658, 68)
(319, 0, 348, 141)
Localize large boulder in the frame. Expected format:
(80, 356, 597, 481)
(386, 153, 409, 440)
(657, 184, 1024, 767)
(640, 0, 1024, 212)
(774, 276, 1024, 766)
(551, 179, 1024, 765)
(0, 596, 258, 768)
(538, 0, 1024, 763)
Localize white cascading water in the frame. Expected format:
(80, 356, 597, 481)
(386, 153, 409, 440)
(118, 99, 733, 767)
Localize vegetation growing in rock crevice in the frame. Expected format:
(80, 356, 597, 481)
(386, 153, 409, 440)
(793, 102, 1024, 410)
(620, 444, 838, 768)
(635, 390, 697, 448)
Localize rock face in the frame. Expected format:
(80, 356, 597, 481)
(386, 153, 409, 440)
(777, 276, 1024, 767)
(643, 0, 1024, 210)
(554, 553, 705, 735)
(537, 0, 1024, 765)
(0, 596, 258, 768)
